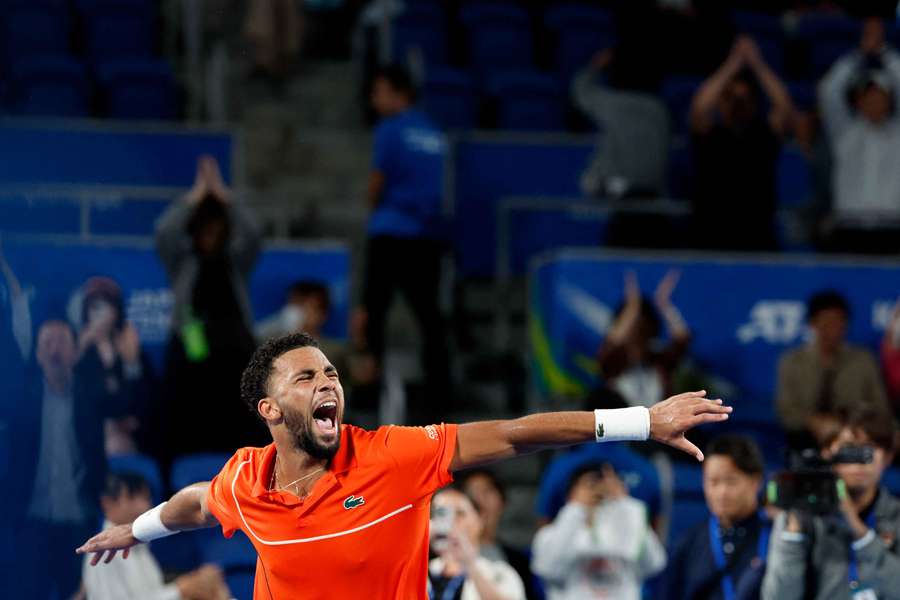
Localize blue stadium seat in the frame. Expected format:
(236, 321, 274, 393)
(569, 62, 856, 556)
(883, 468, 900, 497)
(732, 11, 783, 38)
(668, 498, 708, 546)
(201, 532, 257, 600)
(97, 58, 178, 119)
(488, 70, 565, 131)
(82, 1, 155, 61)
(672, 462, 704, 500)
(421, 67, 478, 130)
(227, 572, 255, 600)
(787, 80, 817, 112)
(2, 5, 70, 63)
(7, 56, 90, 117)
(777, 143, 813, 208)
(108, 453, 164, 502)
(460, 3, 533, 80)
(667, 138, 695, 199)
(660, 75, 703, 133)
(795, 14, 862, 78)
(545, 4, 616, 82)
(391, 4, 448, 66)
(171, 453, 231, 492)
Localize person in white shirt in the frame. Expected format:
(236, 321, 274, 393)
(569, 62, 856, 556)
(429, 487, 527, 600)
(83, 473, 231, 600)
(819, 17, 900, 252)
(532, 463, 666, 600)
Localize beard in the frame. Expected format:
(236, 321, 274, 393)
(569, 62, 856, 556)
(282, 404, 341, 460)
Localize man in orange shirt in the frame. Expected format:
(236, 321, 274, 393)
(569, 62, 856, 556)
(78, 333, 731, 599)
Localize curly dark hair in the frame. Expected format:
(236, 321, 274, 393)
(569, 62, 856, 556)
(240, 332, 319, 420)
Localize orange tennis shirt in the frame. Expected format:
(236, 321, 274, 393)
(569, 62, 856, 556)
(206, 423, 458, 599)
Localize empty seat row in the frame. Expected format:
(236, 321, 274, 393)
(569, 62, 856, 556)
(393, 3, 895, 84)
(1, 0, 158, 68)
(3, 55, 178, 119)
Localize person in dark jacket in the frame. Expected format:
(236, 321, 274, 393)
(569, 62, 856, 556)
(661, 435, 769, 600)
(11, 319, 138, 599)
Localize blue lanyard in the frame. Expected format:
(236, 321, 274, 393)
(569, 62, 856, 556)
(708, 511, 771, 600)
(429, 574, 465, 600)
(848, 511, 878, 590)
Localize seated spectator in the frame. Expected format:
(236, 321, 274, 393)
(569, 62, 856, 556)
(818, 18, 900, 253)
(690, 35, 794, 251)
(572, 49, 670, 200)
(777, 290, 888, 450)
(429, 487, 526, 600)
(73, 276, 156, 456)
(83, 472, 231, 600)
(762, 409, 900, 599)
(597, 270, 690, 409)
(532, 463, 666, 600)
(11, 319, 136, 599)
(154, 155, 265, 461)
(460, 469, 539, 599)
(660, 435, 770, 600)
(881, 299, 900, 416)
(536, 442, 663, 529)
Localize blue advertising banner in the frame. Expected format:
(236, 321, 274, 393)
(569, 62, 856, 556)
(4, 239, 350, 370)
(530, 250, 900, 422)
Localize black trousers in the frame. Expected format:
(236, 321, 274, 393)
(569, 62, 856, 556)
(362, 236, 450, 394)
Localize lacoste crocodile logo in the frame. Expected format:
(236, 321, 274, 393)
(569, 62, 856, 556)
(343, 495, 365, 509)
(596, 422, 605, 439)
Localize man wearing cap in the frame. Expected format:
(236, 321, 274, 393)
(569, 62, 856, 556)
(819, 18, 900, 253)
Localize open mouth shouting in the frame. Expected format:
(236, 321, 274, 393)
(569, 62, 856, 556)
(312, 399, 339, 438)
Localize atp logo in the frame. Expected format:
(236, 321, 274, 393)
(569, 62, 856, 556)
(343, 495, 365, 510)
(736, 301, 807, 345)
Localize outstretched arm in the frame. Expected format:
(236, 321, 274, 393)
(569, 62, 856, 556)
(450, 391, 731, 471)
(76, 482, 218, 565)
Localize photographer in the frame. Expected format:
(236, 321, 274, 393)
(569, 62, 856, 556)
(532, 463, 666, 600)
(429, 487, 526, 600)
(762, 409, 900, 600)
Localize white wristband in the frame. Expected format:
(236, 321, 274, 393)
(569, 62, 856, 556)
(132, 502, 178, 543)
(594, 407, 650, 442)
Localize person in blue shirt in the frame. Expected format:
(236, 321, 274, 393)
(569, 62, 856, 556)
(358, 65, 450, 408)
(661, 434, 770, 600)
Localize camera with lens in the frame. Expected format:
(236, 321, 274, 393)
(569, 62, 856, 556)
(767, 445, 874, 514)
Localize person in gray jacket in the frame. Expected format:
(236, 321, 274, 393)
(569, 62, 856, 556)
(762, 408, 900, 600)
(153, 155, 265, 461)
(572, 49, 670, 200)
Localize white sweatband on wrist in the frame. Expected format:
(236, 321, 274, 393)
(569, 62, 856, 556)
(132, 502, 178, 543)
(594, 407, 650, 442)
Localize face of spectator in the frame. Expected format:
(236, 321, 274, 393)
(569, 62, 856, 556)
(857, 85, 892, 125)
(703, 455, 761, 525)
(289, 293, 329, 335)
(266, 346, 343, 460)
(810, 307, 848, 354)
(462, 473, 504, 541)
(371, 77, 410, 117)
(85, 296, 118, 337)
(829, 427, 892, 498)
(432, 489, 482, 547)
(36, 321, 77, 383)
(194, 218, 228, 257)
(102, 487, 152, 526)
(719, 79, 758, 126)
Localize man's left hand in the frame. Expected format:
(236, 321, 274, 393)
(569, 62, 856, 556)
(649, 391, 732, 461)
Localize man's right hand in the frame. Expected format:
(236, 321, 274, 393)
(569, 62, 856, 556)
(76, 523, 142, 565)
